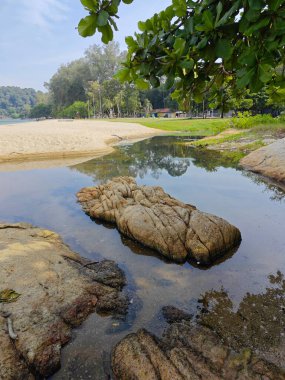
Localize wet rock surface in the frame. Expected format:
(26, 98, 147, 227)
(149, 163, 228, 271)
(0, 223, 127, 379)
(240, 138, 285, 183)
(77, 177, 241, 265)
(161, 306, 193, 324)
(86, 259, 126, 289)
(112, 322, 285, 380)
(198, 271, 285, 369)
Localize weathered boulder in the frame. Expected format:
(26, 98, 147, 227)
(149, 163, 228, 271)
(77, 177, 241, 264)
(112, 323, 285, 380)
(240, 138, 285, 183)
(0, 223, 127, 379)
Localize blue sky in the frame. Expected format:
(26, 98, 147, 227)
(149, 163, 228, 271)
(0, 0, 171, 90)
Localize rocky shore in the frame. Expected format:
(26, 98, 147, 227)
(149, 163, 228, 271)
(240, 137, 285, 183)
(112, 310, 285, 380)
(190, 129, 285, 185)
(0, 223, 128, 379)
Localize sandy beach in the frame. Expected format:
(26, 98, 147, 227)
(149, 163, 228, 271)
(0, 119, 161, 170)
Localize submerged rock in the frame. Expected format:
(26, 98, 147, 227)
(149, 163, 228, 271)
(112, 322, 285, 380)
(0, 223, 127, 379)
(161, 306, 192, 324)
(86, 259, 126, 289)
(77, 177, 241, 265)
(240, 138, 285, 183)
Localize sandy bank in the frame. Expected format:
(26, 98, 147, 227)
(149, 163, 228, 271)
(0, 119, 161, 170)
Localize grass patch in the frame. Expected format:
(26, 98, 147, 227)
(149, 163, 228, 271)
(240, 140, 266, 152)
(191, 132, 246, 147)
(250, 123, 285, 137)
(108, 118, 229, 136)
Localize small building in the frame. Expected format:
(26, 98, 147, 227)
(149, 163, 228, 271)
(152, 108, 175, 118)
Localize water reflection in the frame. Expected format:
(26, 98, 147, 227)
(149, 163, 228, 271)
(243, 171, 285, 202)
(71, 136, 193, 181)
(198, 271, 285, 366)
(72, 136, 284, 202)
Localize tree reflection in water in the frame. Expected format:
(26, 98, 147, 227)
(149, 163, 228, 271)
(197, 271, 285, 366)
(72, 136, 193, 181)
(72, 136, 284, 201)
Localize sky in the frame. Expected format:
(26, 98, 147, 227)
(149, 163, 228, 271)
(0, 0, 171, 91)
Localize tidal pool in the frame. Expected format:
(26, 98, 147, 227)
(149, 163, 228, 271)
(0, 136, 284, 378)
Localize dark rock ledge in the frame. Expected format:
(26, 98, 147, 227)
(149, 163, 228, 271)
(112, 317, 285, 380)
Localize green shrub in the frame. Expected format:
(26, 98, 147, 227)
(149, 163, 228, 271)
(58, 101, 88, 119)
(30, 103, 52, 119)
(230, 112, 285, 129)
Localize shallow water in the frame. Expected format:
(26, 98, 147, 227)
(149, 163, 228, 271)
(0, 136, 284, 378)
(0, 118, 32, 126)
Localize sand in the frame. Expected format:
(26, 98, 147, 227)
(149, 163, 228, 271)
(0, 119, 161, 170)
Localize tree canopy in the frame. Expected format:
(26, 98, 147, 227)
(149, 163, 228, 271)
(45, 42, 178, 118)
(78, 0, 285, 103)
(0, 86, 41, 118)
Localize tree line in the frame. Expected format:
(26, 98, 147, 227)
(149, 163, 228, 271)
(31, 40, 284, 120)
(1, 37, 283, 120)
(44, 42, 177, 119)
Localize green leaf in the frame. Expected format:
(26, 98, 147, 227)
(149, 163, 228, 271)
(172, 0, 187, 17)
(258, 63, 272, 83)
(97, 10, 109, 27)
(202, 10, 214, 30)
(236, 67, 255, 88)
(80, 0, 97, 11)
(215, 2, 223, 25)
(215, 39, 233, 60)
(135, 78, 150, 90)
(98, 24, 114, 43)
(216, 1, 240, 27)
(184, 18, 194, 33)
(115, 68, 131, 82)
(268, 0, 283, 11)
(196, 37, 208, 50)
(138, 21, 146, 31)
(248, 0, 264, 10)
(179, 59, 194, 70)
(173, 38, 186, 55)
(245, 8, 260, 22)
(78, 14, 97, 37)
(122, 0, 133, 3)
(109, 17, 118, 31)
(244, 17, 270, 35)
(0, 289, 21, 303)
(238, 50, 256, 66)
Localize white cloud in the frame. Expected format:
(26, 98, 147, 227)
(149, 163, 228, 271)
(19, 0, 70, 29)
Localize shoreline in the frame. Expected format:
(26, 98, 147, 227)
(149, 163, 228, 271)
(0, 119, 163, 171)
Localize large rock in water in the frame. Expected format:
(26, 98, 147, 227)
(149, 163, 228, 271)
(0, 223, 127, 379)
(77, 177, 241, 264)
(240, 138, 285, 183)
(112, 323, 285, 380)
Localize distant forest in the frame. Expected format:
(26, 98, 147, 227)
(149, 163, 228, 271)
(0, 43, 178, 120)
(0, 86, 47, 119)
